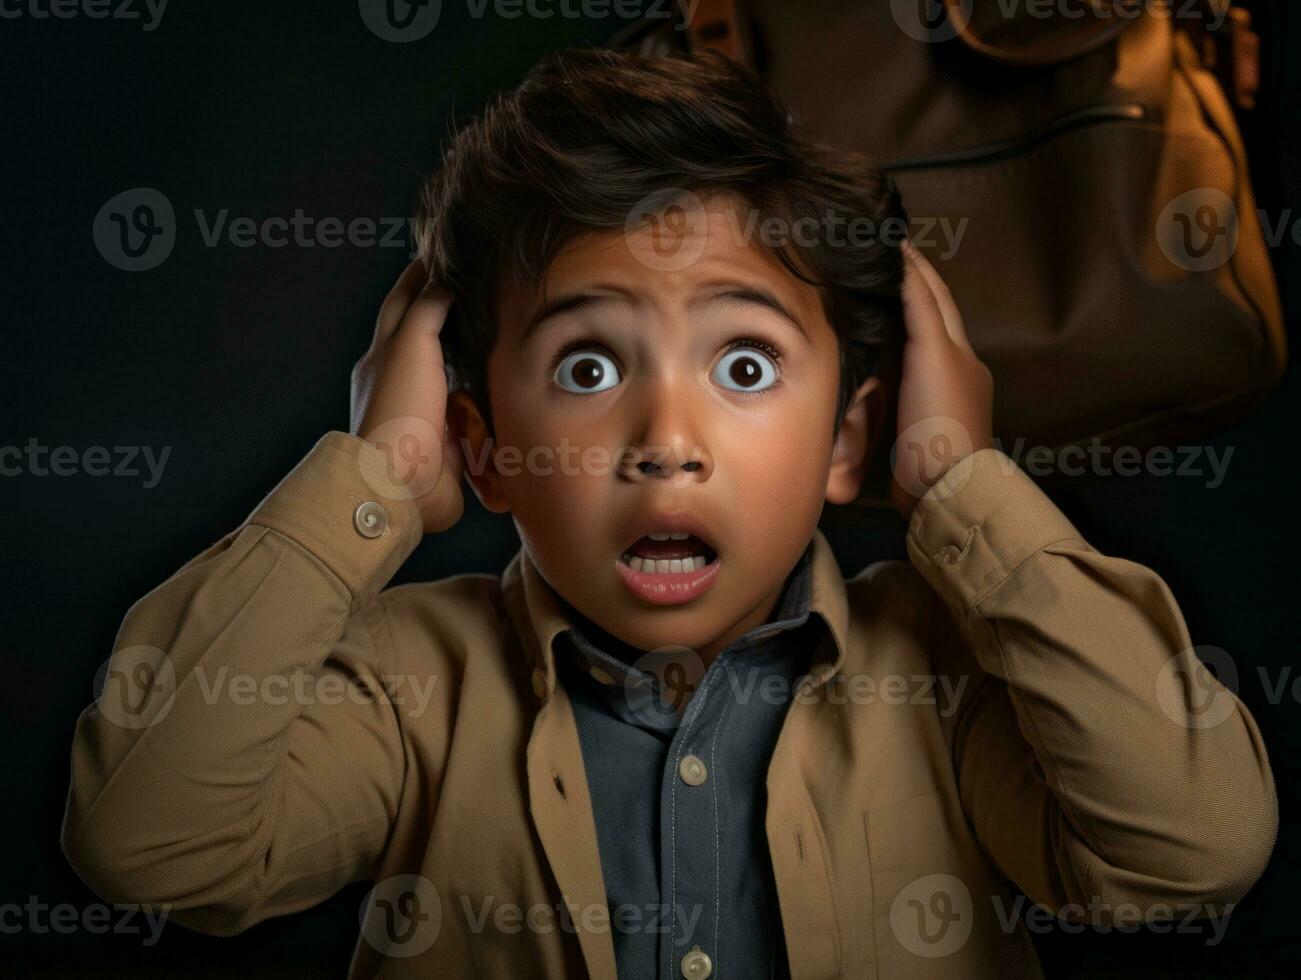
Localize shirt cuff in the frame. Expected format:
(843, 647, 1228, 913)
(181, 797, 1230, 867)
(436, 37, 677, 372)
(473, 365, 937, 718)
(242, 431, 424, 602)
(904, 447, 1087, 615)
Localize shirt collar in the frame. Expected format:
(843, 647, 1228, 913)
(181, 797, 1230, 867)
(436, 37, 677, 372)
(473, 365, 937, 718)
(501, 528, 851, 704)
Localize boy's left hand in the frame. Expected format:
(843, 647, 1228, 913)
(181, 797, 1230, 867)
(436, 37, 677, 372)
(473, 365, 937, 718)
(889, 241, 994, 521)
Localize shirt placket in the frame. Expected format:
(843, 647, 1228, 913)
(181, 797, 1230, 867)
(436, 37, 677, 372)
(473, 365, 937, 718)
(659, 651, 739, 980)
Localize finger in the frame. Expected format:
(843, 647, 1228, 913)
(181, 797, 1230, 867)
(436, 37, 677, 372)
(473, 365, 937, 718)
(395, 282, 453, 339)
(899, 241, 951, 348)
(902, 241, 973, 352)
(374, 259, 429, 344)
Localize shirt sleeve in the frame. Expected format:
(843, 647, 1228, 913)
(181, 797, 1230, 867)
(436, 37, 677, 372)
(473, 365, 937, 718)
(61, 431, 428, 935)
(906, 447, 1278, 916)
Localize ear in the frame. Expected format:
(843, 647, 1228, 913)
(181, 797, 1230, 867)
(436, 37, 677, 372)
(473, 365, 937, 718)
(825, 376, 886, 505)
(447, 390, 511, 514)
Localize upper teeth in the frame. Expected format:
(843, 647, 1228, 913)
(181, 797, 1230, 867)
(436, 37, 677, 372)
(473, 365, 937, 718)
(648, 532, 690, 541)
(622, 555, 710, 573)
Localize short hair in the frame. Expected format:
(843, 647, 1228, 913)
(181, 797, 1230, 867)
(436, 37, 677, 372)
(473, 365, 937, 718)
(414, 45, 906, 434)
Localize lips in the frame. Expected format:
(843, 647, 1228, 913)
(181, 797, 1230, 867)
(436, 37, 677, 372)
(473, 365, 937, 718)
(615, 517, 722, 605)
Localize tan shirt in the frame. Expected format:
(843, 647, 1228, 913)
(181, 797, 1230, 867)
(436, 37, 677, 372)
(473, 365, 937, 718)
(61, 431, 1278, 979)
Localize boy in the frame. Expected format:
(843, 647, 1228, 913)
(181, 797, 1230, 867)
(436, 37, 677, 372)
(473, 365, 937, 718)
(62, 48, 1276, 979)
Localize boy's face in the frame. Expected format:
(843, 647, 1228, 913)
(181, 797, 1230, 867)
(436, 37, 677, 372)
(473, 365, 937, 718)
(465, 192, 866, 658)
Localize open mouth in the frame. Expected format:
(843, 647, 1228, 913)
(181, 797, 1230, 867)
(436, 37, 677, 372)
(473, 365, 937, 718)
(619, 532, 718, 575)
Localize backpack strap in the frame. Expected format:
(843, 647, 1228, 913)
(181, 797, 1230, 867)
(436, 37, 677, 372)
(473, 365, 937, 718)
(1202, 5, 1261, 110)
(941, 0, 1258, 105)
(941, 0, 1133, 68)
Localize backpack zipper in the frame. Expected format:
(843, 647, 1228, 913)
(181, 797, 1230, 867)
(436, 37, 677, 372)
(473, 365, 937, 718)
(880, 103, 1149, 172)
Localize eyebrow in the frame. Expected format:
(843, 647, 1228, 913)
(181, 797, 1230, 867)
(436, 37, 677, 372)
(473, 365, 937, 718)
(519, 281, 808, 343)
(521, 287, 633, 343)
(698, 285, 808, 339)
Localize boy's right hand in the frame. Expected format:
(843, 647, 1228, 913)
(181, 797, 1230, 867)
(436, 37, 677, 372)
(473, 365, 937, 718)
(350, 259, 465, 534)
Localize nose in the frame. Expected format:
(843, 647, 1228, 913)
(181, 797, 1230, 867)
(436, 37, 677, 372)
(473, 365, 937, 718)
(629, 454, 706, 479)
(617, 382, 714, 484)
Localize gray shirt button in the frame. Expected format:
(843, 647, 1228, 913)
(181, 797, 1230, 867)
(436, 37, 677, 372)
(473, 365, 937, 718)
(681, 945, 713, 978)
(353, 500, 388, 538)
(679, 754, 708, 786)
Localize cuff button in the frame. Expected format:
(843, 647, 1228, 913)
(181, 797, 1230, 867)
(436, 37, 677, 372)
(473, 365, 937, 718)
(353, 500, 389, 539)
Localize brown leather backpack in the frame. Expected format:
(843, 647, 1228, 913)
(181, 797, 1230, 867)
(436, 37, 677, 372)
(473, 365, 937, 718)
(616, 0, 1286, 462)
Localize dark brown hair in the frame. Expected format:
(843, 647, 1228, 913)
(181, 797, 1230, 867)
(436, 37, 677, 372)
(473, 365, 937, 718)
(415, 45, 905, 433)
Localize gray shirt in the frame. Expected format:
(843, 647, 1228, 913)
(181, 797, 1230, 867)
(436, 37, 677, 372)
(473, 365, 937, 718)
(556, 543, 818, 980)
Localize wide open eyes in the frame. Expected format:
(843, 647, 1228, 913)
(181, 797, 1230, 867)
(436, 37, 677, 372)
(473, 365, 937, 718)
(552, 342, 780, 395)
(553, 349, 621, 393)
(712, 345, 780, 392)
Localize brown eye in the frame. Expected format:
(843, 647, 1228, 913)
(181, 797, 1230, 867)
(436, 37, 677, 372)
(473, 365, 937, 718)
(554, 350, 620, 393)
(572, 357, 604, 387)
(713, 347, 778, 392)
(730, 357, 761, 387)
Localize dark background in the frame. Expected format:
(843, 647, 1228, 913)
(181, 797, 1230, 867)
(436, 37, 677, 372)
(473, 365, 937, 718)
(2, 1, 1298, 976)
